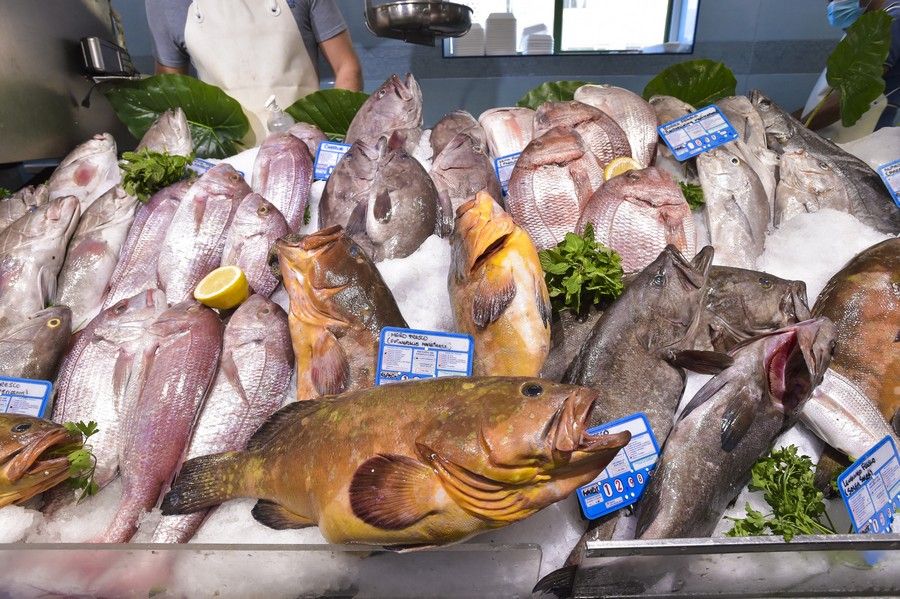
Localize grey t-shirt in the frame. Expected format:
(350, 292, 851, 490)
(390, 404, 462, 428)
(146, 0, 347, 74)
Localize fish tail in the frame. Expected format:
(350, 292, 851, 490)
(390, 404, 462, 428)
(160, 451, 256, 515)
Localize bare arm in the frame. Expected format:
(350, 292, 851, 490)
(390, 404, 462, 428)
(319, 31, 363, 91)
(155, 61, 189, 75)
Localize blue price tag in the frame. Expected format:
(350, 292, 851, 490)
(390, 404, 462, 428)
(0, 376, 53, 418)
(657, 105, 739, 162)
(576, 413, 660, 520)
(314, 141, 352, 180)
(837, 435, 899, 534)
(375, 327, 474, 385)
(494, 152, 520, 196)
(876, 159, 900, 207)
(188, 158, 245, 180)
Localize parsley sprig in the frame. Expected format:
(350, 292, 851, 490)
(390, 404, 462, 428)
(120, 149, 194, 202)
(62, 421, 101, 501)
(679, 182, 705, 210)
(0, 187, 10, 199)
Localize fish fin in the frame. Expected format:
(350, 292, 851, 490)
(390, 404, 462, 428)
(247, 400, 324, 452)
(678, 377, 729, 422)
(667, 350, 733, 374)
(437, 189, 454, 237)
(373, 190, 392, 223)
(345, 201, 367, 236)
(349, 453, 438, 530)
(472, 272, 517, 329)
(220, 350, 248, 403)
(251, 499, 315, 530)
(532, 565, 577, 598)
(892, 408, 900, 438)
(160, 452, 247, 515)
(721, 391, 759, 452)
(535, 279, 551, 328)
(814, 446, 849, 498)
(310, 331, 349, 396)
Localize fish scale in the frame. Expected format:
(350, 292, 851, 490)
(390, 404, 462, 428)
(574, 85, 657, 168)
(220, 193, 289, 297)
(252, 133, 313, 232)
(47, 133, 121, 213)
(478, 107, 535, 160)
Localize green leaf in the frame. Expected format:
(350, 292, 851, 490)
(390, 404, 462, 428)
(285, 89, 370, 140)
(642, 60, 737, 106)
(826, 10, 893, 127)
(0, 187, 10, 199)
(517, 81, 591, 110)
(102, 74, 249, 159)
(120, 149, 195, 202)
(679, 182, 706, 210)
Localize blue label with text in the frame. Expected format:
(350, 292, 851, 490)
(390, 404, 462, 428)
(494, 152, 520, 196)
(838, 435, 899, 534)
(658, 105, 739, 161)
(876, 159, 900, 207)
(376, 327, 474, 385)
(314, 141, 352, 180)
(0, 376, 53, 418)
(188, 158, 245, 179)
(576, 413, 660, 520)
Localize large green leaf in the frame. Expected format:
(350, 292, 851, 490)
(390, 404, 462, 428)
(102, 74, 249, 159)
(826, 10, 892, 127)
(285, 89, 369, 140)
(517, 81, 591, 110)
(642, 60, 737, 106)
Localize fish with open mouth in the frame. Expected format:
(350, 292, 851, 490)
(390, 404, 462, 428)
(345, 73, 423, 152)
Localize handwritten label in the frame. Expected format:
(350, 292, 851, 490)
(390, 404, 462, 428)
(658, 105, 739, 161)
(314, 141, 352, 180)
(838, 435, 899, 534)
(0, 377, 53, 418)
(376, 327, 473, 385)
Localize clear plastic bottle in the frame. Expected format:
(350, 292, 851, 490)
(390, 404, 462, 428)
(265, 95, 295, 134)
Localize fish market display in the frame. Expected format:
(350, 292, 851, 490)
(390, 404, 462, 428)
(728, 140, 779, 215)
(345, 73, 423, 151)
(0, 414, 80, 508)
(274, 227, 407, 400)
(449, 192, 550, 376)
(429, 131, 501, 233)
(157, 164, 251, 303)
(220, 193, 289, 297)
(288, 122, 327, 159)
(100, 301, 222, 543)
(0, 307, 71, 380)
(716, 95, 767, 149)
(578, 167, 695, 272)
(506, 126, 603, 251)
(574, 84, 657, 168)
(151, 295, 292, 543)
(47, 133, 120, 211)
(697, 146, 770, 268)
(430, 110, 486, 157)
(0, 195, 80, 331)
(774, 147, 851, 227)
(161, 377, 631, 546)
(649, 95, 696, 183)
(636, 318, 836, 539)
(135, 108, 193, 156)
(478, 107, 535, 160)
(533, 100, 631, 169)
(0, 185, 48, 233)
(55, 186, 139, 330)
(251, 132, 313, 231)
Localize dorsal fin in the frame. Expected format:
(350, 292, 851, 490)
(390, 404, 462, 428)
(247, 400, 323, 452)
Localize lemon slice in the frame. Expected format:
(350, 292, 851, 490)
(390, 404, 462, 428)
(194, 266, 250, 310)
(604, 156, 642, 181)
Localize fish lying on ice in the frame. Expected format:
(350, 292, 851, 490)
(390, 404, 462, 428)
(345, 73, 423, 152)
(429, 131, 501, 233)
(220, 192, 289, 297)
(774, 147, 851, 227)
(649, 95, 697, 184)
(47, 133, 120, 212)
(574, 84, 657, 168)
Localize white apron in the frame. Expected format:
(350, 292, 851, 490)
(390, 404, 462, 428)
(185, 0, 320, 145)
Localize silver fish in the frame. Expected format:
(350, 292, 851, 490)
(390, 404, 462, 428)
(0, 185, 49, 234)
(533, 100, 631, 169)
(251, 132, 313, 231)
(150, 295, 292, 543)
(728, 139, 779, 218)
(774, 147, 851, 227)
(345, 73, 423, 151)
(430, 110, 486, 157)
(506, 126, 604, 251)
(0, 196, 80, 331)
(99, 301, 222, 543)
(478, 107, 535, 160)
(47, 133, 121, 212)
(649, 95, 698, 184)
(158, 165, 250, 303)
(136, 108, 193, 156)
(288, 122, 327, 158)
(574, 84, 657, 168)
(55, 186, 139, 331)
(716, 96, 767, 149)
(220, 193, 289, 297)
(0, 306, 71, 380)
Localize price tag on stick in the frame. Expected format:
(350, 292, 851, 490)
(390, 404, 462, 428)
(314, 141, 352, 180)
(876, 159, 900, 207)
(0, 376, 53, 418)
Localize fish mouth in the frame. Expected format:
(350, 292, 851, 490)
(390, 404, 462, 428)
(781, 283, 811, 322)
(764, 318, 834, 414)
(2, 427, 78, 484)
(547, 388, 631, 464)
(667, 245, 713, 290)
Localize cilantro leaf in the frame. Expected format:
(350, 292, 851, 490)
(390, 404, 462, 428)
(120, 149, 195, 202)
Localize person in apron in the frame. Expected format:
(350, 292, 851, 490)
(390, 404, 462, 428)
(147, 0, 363, 144)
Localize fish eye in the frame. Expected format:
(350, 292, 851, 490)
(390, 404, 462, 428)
(47, 318, 61, 328)
(257, 204, 269, 216)
(626, 171, 641, 180)
(348, 244, 360, 258)
(113, 301, 128, 314)
(730, 157, 739, 165)
(818, 161, 830, 170)
(521, 383, 543, 397)
(652, 270, 666, 288)
(229, 174, 242, 183)
(759, 277, 773, 290)
(829, 340, 837, 351)
(12, 422, 31, 433)
(760, 99, 771, 107)
(378, 89, 387, 98)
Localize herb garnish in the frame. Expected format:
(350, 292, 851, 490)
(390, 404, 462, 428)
(679, 182, 705, 210)
(120, 149, 194, 202)
(62, 421, 101, 501)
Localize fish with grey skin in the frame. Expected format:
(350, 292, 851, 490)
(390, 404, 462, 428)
(135, 108, 193, 156)
(478, 107, 535, 160)
(158, 164, 251, 303)
(0, 196, 80, 331)
(636, 318, 836, 539)
(0, 306, 71, 380)
(574, 84, 657, 168)
(716, 96, 767, 149)
(774, 147, 851, 227)
(649, 95, 697, 184)
(99, 300, 223, 543)
(0, 185, 49, 233)
(696, 146, 770, 268)
(430, 110, 486, 157)
(150, 295, 292, 543)
(55, 186, 140, 331)
(220, 193, 289, 297)
(103, 180, 191, 309)
(429, 132, 502, 233)
(533, 100, 632, 169)
(750, 91, 900, 234)
(506, 126, 604, 251)
(251, 132, 313, 231)
(319, 140, 380, 232)
(728, 140, 779, 217)
(345, 73, 423, 151)
(47, 133, 121, 212)
(287, 122, 327, 158)
(540, 308, 604, 383)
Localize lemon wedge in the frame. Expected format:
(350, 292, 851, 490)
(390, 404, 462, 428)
(194, 266, 250, 309)
(604, 156, 642, 181)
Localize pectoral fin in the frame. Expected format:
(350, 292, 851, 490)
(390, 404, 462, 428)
(310, 331, 349, 396)
(721, 391, 759, 452)
(668, 350, 733, 374)
(472, 272, 516, 329)
(251, 499, 315, 530)
(373, 190, 392, 223)
(345, 201, 367, 236)
(349, 454, 438, 530)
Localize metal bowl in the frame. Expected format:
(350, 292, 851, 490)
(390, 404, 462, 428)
(364, 0, 473, 46)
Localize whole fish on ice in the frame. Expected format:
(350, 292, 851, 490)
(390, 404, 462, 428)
(345, 73, 423, 151)
(47, 133, 120, 212)
(574, 84, 657, 168)
(136, 108, 193, 156)
(252, 132, 313, 231)
(220, 193, 289, 297)
(429, 131, 501, 233)
(649, 95, 697, 184)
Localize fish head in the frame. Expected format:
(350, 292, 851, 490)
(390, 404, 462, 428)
(648, 95, 695, 124)
(233, 193, 282, 232)
(749, 90, 793, 150)
(778, 148, 838, 192)
(371, 73, 422, 123)
(29, 195, 81, 243)
(450, 191, 517, 280)
(197, 164, 251, 199)
(517, 126, 587, 168)
(612, 166, 686, 209)
(0, 414, 80, 506)
(21, 305, 72, 349)
(533, 101, 600, 134)
(434, 131, 488, 168)
(94, 288, 168, 344)
(150, 301, 220, 339)
(226, 294, 286, 347)
(340, 140, 382, 184)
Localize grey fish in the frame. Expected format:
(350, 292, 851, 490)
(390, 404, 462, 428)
(429, 131, 501, 234)
(150, 295, 292, 543)
(728, 140, 779, 219)
(251, 132, 313, 231)
(55, 186, 139, 331)
(774, 147, 851, 227)
(220, 193, 289, 297)
(103, 180, 191, 309)
(716, 96, 767, 149)
(47, 133, 121, 212)
(99, 301, 223, 543)
(0, 306, 71, 380)
(430, 110, 486, 157)
(533, 100, 632, 169)
(540, 308, 603, 383)
(750, 91, 900, 234)
(158, 164, 250, 303)
(0, 185, 49, 234)
(319, 139, 380, 232)
(478, 107, 535, 160)
(345, 73, 423, 151)
(136, 108, 193, 156)
(636, 318, 836, 539)
(574, 84, 657, 168)
(649, 95, 697, 184)
(288, 122, 327, 158)
(0, 196, 80, 331)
